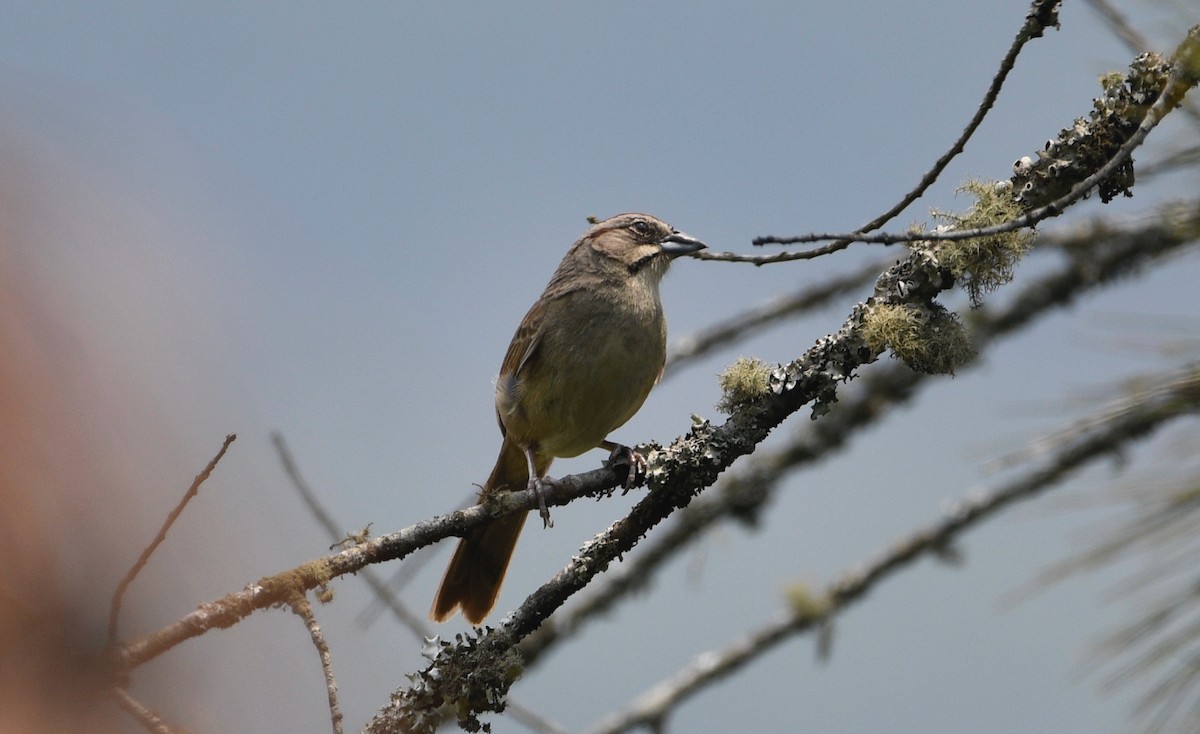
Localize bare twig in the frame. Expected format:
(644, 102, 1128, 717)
(507, 701, 574, 734)
(291, 594, 344, 734)
(755, 0, 1063, 252)
(108, 433, 236, 645)
(113, 687, 181, 734)
(737, 56, 1187, 253)
(1141, 143, 1200, 179)
(703, 0, 1061, 268)
(693, 239, 867, 265)
(727, 31, 1199, 263)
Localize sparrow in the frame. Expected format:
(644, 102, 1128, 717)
(430, 213, 705, 624)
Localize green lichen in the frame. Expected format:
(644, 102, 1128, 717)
(928, 179, 1035, 305)
(862, 302, 974, 375)
(717, 357, 773, 413)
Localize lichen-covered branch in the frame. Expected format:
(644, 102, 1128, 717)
(114, 462, 628, 672)
(586, 363, 1200, 734)
(719, 27, 1200, 263)
(373, 29, 1200, 729)
(514, 199, 1200, 673)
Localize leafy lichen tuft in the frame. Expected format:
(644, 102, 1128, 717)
(716, 357, 773, 413)
(862, 302, 974, 375)
(928, 179, 1035, 305)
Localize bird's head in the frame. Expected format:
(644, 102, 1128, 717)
(584, 213, 706, 277)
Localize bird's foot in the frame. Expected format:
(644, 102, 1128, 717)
(529, 475, 558, 528)
(605, 444, 648, 493)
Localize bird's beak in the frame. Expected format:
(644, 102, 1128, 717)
(660, 231, 707, 256)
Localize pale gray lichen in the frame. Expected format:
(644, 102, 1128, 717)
(767, 303, 876, 419)
(396, 629, 523, 733)
(1011, 52, 1174, 209)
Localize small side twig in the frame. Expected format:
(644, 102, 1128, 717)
(693, 239, 862, 265)
(506, 700, 573, 734)
(699, 0, 1061, 268)
(290, 594, 343, 734)
(113, 687, 181, 734)
(753, 0, 1062, 250)
(716, 61, 1186, 257)
(727, 28, 1199, 262)
(108, 433, 236, 644)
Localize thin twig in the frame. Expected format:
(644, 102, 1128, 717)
(739, 28, 1199, 259)
(739, 56, 1188, 253)
(697, 0, 1061, 267)
(290, 594, 344, 734)
(693, 239, 863, 265)
(113, 687, 180, 734)
(108, 433, 236, 644)
(1140, 143, 1200, 179)
(771, 0, 1062, 252)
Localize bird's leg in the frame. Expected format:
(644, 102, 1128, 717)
(523, 445, 555, 528)
(600, 440, 647, 493)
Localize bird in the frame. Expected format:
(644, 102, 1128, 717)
(430, 213, 706, 624)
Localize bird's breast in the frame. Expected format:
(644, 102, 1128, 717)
(496, 283, 666, 458)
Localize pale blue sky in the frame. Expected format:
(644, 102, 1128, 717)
(3, 2, 1197, 732)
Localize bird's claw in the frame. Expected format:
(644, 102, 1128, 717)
(529, 476, 557, 528)
(605, 444, 648, 493)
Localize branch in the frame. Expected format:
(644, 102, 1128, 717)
(720, 34, 1199, 262)
(114, 462, 625, 672)
(699, 0, 1062, 267)
(516, 197, 1200, 671)
(108, 433, 236, 645)
(291, 594, 344, 734)
(113, 687, 181, 734)
(586, 363, 1200, 734)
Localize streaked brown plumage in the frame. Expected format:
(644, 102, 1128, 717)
(430, 213, 705, 624)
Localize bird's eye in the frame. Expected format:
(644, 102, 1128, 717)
(629, 220, 651, 237)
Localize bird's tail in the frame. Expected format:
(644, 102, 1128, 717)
(429, 438, 546, 624)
